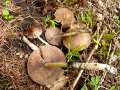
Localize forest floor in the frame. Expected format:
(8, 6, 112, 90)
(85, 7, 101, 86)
(0, 0, 120, 90)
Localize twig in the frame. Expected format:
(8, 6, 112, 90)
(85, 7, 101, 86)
(106, 41, 112, 60)
(22, 36, 39, 51)
(45, 62, 117, 74)
(97, 86, 109, 90)
(73, 63, 117, 74)
(70, 23, 107, 90)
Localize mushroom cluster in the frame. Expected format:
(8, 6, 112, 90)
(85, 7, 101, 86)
(23, 36, 67, 90)
(21, 7, 91, 90)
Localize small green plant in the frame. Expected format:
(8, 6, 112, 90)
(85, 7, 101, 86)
(66, 49, 80, 62)
(43, 16, 57, 28)
(2, 0, 14, 21)
(80, 10, 92, 27)
(81, 83, 88, 90)
(109, 86, 116, 90)
(3, 0, 10, 5)
(2, 8, 14, 21)
(89, 76, 100, 90)
(113, 15, 120, 25)
(81, 76, 100, 90)
(97, 40, 110, 58)
(115, 49, 120, 56)
(95, 33, 115, 58)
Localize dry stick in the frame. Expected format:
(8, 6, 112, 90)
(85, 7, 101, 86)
(71, 23, 107, 90)
(106, 41, 112, 60)
(45, 62, 117, 75)
(23, 36, 39, 51)
(72, 63, 117, 75)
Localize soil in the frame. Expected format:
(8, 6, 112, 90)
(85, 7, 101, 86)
(0, 0, 120, 90)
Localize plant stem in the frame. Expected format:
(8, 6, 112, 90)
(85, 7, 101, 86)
(37, 36, 49, 45)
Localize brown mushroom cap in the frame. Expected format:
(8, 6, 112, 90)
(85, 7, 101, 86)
(54, 8, 75, 28)
(40, 44, 66, 63)
(27, 44, 66, 88)
(28, 24, 42, 39)
(63, 32, 91, 51)
(45, 28, 63, 46)
(22, 17, 43, 39)
(27, 51, 45, 84)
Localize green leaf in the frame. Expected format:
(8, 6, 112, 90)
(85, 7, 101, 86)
(66, 49, 80, 62)
(81, 10, 92, 27)
(115, 49, 120, 56)
(81, 84, 88, 90)
(43, 16, 57, 27)
(109, 86, 116, 90)
(5, 0, 10, 5)
(103, 33, 115, 41)
(93, 39, 101, 46)
(113, 15, 119, 20)
(89, 76, 100, 90)
(113, 15, 120, 25)
(50, 20, 57, 28)
(4, 15, 9, 20)
(2, 8, 9, 16)
(8, 15, 14, 20)
(95, 76, 100, 85)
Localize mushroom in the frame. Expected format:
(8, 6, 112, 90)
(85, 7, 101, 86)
(54, 8, 75, 29)
(40, 45, 65, 63)
(23, 36, 67, 90)
(22, 17, 47, 44)
(45, 27, 63, 46)
(63, 26, 91, 51)
(45, 27, 84, 46)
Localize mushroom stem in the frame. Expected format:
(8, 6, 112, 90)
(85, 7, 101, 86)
(45, 62, 67, 68)
(23, 36, 39, 51)
(37, 36, 49, 45)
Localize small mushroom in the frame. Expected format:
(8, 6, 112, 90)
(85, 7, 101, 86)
(45, 27, 83, 46)
(40, 44, 66, 63)
(23, 36, 67, 90)
(22, 17, 44, 40)
(22, 17, 50, 45)
(63, 27, 91, 51)
(37, 35, 66, 66)
(54, 8, 75, 28)
(45, 27, 63, 46)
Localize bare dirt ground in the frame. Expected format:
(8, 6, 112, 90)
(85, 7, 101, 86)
(0, 0, 120, 90)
